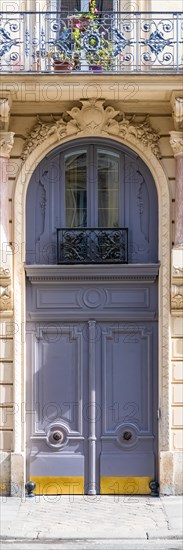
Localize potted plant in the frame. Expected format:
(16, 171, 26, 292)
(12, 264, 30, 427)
(86, 44, 115, 71)
(69, 0, 97, 31)
(48, 49, 73, 71)
(71, 1, 115, 72)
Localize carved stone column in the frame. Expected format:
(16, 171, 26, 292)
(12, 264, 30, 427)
(169, 130, 183, 314)
(0, 131, 14, 312)
(169, 131, 183, 248)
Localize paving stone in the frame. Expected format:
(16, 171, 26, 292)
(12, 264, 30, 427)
(0, 496, 182, 542)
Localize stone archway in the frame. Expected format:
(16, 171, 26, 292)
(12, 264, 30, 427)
(13, 99, 171, 493)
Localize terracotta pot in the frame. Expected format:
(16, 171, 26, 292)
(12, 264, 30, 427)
(71, 16, 90, 31)
(53, 61, 72, 71)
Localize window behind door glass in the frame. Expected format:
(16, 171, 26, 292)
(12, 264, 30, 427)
(65, 150, 87, 227)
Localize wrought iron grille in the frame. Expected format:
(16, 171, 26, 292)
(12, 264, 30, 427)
(57, 228, 128, 264)
(0, 11, 182, 73)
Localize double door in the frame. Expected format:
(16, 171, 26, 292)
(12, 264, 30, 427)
(27, 310, 158, 495)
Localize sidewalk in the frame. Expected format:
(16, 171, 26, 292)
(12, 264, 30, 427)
(0, 495, 182, 549)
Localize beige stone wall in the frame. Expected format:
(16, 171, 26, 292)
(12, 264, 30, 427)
(0, 320, 14, 495)
(171, 249, 183, 494)
(0, 324, 13, 447)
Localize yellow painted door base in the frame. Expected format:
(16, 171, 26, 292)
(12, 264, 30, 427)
(100, 476, 152, 495)
(30, 476, 84, 495)
(30, 476, 152, 495)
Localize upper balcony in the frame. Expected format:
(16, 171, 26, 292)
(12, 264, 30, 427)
(0, 9, 182, 74)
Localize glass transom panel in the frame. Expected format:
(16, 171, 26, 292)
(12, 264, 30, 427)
(64, 146, 120, 228)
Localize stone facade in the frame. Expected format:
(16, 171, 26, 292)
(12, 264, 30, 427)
(0, 0, 183, 495)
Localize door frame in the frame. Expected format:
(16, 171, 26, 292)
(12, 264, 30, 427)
(25, 263, 159, 494)
(13, 131, 170, 494)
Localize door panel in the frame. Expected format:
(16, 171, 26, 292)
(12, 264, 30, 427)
(27, 316, 158, 495)
(27, 323, 88, 495)
(100, 323, 157, 494)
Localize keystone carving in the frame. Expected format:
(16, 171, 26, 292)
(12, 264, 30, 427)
(0, 268, 12, 311)
(21, 99, 160, 161)
(0, 131, 14, 158)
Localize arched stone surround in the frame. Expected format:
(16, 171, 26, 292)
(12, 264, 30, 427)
(13, 118, 171, 493)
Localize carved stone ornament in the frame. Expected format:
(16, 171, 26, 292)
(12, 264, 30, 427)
(21, 99, 160, 161)
(0, 131, 14, 158)
(0, 99, 11, 131)
(169, 131, 183, 157)
(171, 284, 183, 310)
(172, 265, 183, 277)
(172, 97, 183, 130)
(0, 267, 12, 311)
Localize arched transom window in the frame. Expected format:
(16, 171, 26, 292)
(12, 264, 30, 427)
(26, 140, 158, 264)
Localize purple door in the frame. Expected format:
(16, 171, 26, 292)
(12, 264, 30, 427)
(26, 140, 158, 495)
(26, 273, 158, 495)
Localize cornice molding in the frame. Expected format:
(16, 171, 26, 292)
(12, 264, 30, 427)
(25, 263, 160, 283)
(21, 99, 161, 161)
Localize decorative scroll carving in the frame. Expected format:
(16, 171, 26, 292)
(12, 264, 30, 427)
(169, 130, 183, 157)
(0, 131, 14, 158)
(172, 266, 183, 277)
(171, 285, 183, 310)
(0, 267, 11, 285)
(21, 117, 67, 161)
(0, 267, 12, 311)
(21, 100, 160, 161)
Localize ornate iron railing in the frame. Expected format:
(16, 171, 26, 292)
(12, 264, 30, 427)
(57, 228, 128, 264)
(0, 11, 182, 73)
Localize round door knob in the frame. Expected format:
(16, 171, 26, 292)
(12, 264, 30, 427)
(53, 431, 63, 442)
(123, 431, 132, 441)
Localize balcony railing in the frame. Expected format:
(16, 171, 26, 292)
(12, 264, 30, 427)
(0, 11, 182, 74)
(57, 228, 128, 264)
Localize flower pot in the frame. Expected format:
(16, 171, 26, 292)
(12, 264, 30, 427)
(53, 61, 72, 71)
(71, 16, 90, 31)
(89, 65, 103, 72)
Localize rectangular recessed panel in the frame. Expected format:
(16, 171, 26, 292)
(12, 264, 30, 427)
(30, 455, 84, 476)
(35, 329, 82, 432)
(103, 328, 150, 432)
(105, 288, 149, 309)
(100, 453, 155, 477)
(172, 362, 183, 382)
(36, 288, 81, 309)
